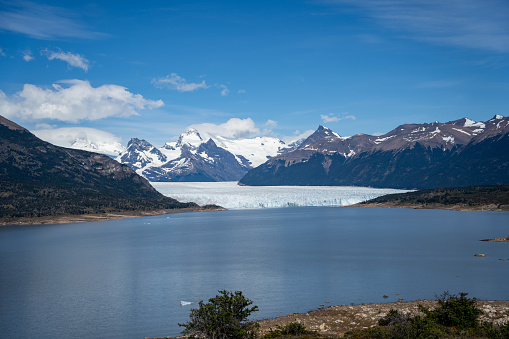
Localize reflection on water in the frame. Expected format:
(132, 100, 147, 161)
(0, 207, 508, 338)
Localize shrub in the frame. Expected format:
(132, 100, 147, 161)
(264, 322, 309, 338)
(345, 292, 499, 339)
(179, 290, 259, 339)
(377, 309, 412, 326)
(420, 291, 483, 329)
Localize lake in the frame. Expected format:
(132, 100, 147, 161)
(1, 207, 508, 338)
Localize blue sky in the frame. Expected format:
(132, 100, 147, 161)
(1, 0, 508, 146)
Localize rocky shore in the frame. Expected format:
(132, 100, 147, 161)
(256, 299, 509, 337)
(481, 237, 509, 242)
(351, 201, 509, 212)
(350, 185, 509, 212)
(153, 299, 509, 338)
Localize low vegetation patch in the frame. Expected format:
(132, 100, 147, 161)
(176, 291, 508, 339)
(345, 292, 509, 339)
(360, 185, 509, 211)
(264, 322, 318, 338)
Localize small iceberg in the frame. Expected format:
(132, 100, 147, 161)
(180, 301, 193, 306)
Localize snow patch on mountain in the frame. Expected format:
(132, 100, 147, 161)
(215, 136, 288, 167)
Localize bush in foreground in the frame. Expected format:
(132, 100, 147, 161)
(179, 290, 259, 339)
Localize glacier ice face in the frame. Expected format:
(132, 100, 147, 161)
(151, 182, 411, 209)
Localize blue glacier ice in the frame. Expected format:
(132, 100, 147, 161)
(151, 182, 410, 209)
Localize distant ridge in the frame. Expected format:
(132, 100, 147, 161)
(239, 115, 509, 189)
(0, 115, 202, 222)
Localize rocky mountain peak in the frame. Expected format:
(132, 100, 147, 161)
(490, 114, 505, 121)
(176, 128, 204, 148)
(299, 125, 340, 149)
(127, 138, 154, 151)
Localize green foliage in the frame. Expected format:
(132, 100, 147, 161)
(377, 309, 411, 327)
(179, 290, 259, 339)
(363, 185, 509, 210)
(420, 292, 484, 329)
(345, 292, 509, 339)
(264, 322, 309, 338)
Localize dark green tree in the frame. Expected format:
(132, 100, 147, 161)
(179, 290, 259, 339)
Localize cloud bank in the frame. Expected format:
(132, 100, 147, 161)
(0, 80, 164, 123)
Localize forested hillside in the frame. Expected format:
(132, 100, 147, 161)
(0, 115, 199, 222)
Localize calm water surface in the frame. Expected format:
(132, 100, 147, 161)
(1, 207, 508, 338)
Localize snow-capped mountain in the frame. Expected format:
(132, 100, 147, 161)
(116, 128, 298, 182)
(239, 115, 509, 189)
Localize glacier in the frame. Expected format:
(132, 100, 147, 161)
(151, 182, 410, 209)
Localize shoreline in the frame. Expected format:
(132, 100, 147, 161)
(155, 299, 509, 338)
(3, 201, 507, 227)
(0, 206, 226, 227)
(255, 299, 509, 337)
(348, 202, 509, 212)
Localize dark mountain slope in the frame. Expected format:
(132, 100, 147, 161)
(239, 116, 509, 189)
(0, 116, 197, 221)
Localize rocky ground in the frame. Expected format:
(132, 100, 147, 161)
(154, 299, 509, 338)
(256, 300, 509, 337)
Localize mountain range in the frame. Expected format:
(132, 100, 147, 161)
(29, 114, 509, 190)
(239, 115, 509, 189)
(116, 129, 301, 182)
(0, 115, 198, 221)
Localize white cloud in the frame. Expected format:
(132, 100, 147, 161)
(265, 119, 278, 128)
(0, 48, 5, 57)
(42, 49, 89, 71)
(324, 0, 509, 52)
(189, 118, 261, 140)
(33, 127, 121, 146)
(218, 84, 230, 96)
(23, 50, 34, 62)
(0, 79, 164, 123)
(152, 73, 209, 92)
(320, 113, 356, 123)
(237, 89, 246, 94)
(33, 127, 125, 156)
(0, 1, 108, 40)
(321, 114, 340, 123)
